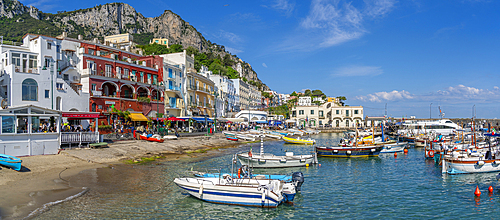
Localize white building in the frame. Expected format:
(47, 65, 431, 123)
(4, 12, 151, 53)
(162, 59, 185, 117)
(0, 34, 89, 112)
(248, 84, 261, 109)
(297, 96, 311, 106)
(207, 68, 236, 117)
(235, 110, 268, 124)
(313, 97, 325, 104)
(291, 101, 364, 128)
(232, 79, 249, 110)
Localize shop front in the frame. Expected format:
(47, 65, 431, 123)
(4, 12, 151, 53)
(0, 105, 61, 157)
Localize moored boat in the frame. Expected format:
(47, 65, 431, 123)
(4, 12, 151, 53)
(238, 151, 315, 168)
(380, 142, 407, 153)
(173, 176, 296, 207)
(282, 136, 315, 145)
(0, 154, 22, 171)
(316, 145, 383, 157)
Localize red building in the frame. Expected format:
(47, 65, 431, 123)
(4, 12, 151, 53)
(79, 41, 164, 125)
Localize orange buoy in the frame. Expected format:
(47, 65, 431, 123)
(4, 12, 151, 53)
(394, 152, 397, 157)
(475, 186, 481, 197)
(319, 164, 321, 167)
(238, 168, 241, 178)
(404, 149, 408, 154)
(489, 186, 493, 193)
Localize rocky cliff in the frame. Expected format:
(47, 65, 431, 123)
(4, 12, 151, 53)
(0, 0, 268, 90)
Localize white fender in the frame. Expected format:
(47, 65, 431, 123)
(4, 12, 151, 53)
(346, 150, 352, 155)
(477, 161, 485, 166)
(199, 184, 204, 196)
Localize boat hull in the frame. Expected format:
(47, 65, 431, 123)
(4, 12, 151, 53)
(445, 159, 500, 174)
(0, 154, 22, 171)
(237, 153, 315, 168)
(174, 178, 283, 207)
(316, 145, 383, 157)
(226, 137, 238, 141)
(380, 143, 407, 153)
(140, 135, 164, 143)
(282, 137, 314, 145)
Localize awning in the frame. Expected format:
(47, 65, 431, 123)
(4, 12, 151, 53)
(130, 113, 148, 121)
(253, 120, 268, 124)
(62, 112, 100, 119)
(167, 117, 185, 121)
(192, 117, 214, 123)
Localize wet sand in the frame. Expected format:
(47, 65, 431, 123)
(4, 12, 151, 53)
(0, 133, 259, 219)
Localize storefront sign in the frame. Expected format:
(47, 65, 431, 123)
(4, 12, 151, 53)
(62, 112, 100, 118)
(105, 101, 115, 105)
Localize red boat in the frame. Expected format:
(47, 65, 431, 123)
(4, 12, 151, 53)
(226, 136, 238, 141)
(135, 131, 164, 143)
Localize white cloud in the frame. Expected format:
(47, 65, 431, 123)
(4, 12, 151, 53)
(218, 30, 242, 44)
(356, 90, 413, 102)
(262, 63, 268, 68)
(271, 0, 295, 16)
(225, 47, 243, 55)
(286, 0, 396, 49)
(433, 85, 500, 100)
(333, 65, 383, 77)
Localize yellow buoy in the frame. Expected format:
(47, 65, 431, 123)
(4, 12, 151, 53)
(306, 164, 309, 167)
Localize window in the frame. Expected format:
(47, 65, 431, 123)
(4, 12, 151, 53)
(105, 65, 112, 77)
(56, 45, 60, 53)
(147, 74, 151, 84)
(47, 42, 52, 50)
(354, 110, 359, 114)
(164, 41, 167, 44)
(336, 120, 339, 127)
(155, 40, 159, 43)
(168, 68, 173, 78)
(22, 78, 38, 101)
(56, 83, 63, 90)
(29, 55, 37, 69)
(319, 110, 324, 117)
(169, 97, 176, 108)
(140, 72, 144, 83)
(92, 103, 96, 111)
(299, 110, 304, 115)
(311, 110, 314, 115)
(91, 84, 96, 90)
(292, 111, 296, 117)
(153, 75, 157, 85)
(2, 116, 15, 133)
(346, 110, 349, 116)
(87, 61, 96, 74)
(124, 69, 129, 79)
(88, 49, 95, 56)
(45, 90, 49, 98)
(11, 53, 20, 68)
(336, 110, 339, 114)
(45, 58, 51, 68)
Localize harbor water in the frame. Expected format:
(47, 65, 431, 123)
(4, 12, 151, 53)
(33, 133, 500, 219)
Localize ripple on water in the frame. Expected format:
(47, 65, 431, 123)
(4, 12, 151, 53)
(33, 133, 500, 219)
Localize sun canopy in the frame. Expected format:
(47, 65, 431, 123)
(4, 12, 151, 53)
(168, 117, 185, 121)
(191, 117, 214, 123)
(130, 113, 148, 121)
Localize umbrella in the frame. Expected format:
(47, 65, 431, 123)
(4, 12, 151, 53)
(167, 117, 185, 121)
(227, 121, 233, 123)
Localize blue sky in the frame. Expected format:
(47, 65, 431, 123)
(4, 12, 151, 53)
(26, 0, 500, 118)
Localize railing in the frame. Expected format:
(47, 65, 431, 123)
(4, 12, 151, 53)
(14, 66, 39, 74)
(61, 132, 99, 144)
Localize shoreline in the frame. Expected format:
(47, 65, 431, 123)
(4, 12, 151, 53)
(0, 133, 260, 219)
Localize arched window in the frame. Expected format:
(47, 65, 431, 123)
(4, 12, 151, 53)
(92, 103, 96, 112)
(22, 78, 38, 101)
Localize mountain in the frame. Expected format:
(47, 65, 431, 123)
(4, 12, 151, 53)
(0, 0, 269, 90)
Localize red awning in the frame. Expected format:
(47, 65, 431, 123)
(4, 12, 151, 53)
(62, 112, 100, 119)
(167, 117, 185, 121)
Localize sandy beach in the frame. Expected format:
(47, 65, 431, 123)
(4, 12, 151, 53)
(0, 133, 253, 219)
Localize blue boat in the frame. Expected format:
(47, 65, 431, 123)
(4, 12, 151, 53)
(316, 145, 383, 157)
(0, 154, 22, 171)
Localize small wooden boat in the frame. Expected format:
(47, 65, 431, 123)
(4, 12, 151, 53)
(226, 136, 238, 141)
(139, 134, 165, 143)
(236, 134, 255, 141)
(0, 154, 22, 171)
(265, 133, 283, 139)
(282, 136, 315, 145)
(238, 151, 315, 168)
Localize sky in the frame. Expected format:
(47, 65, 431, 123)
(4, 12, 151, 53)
(23, 0, 500, 119)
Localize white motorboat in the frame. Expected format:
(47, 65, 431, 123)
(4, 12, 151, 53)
(380, 142, 407, 153)
(238, 151, 315, 168)
(237, 135, 316, 168)
(174, 176, 296, 207)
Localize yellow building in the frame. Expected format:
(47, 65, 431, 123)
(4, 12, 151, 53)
(150, 38, 169, 47)
(186, 72, 215, 117)
(104, 33, 133, 44)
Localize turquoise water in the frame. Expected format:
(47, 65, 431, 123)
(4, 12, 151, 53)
(34, 133, 500, 219)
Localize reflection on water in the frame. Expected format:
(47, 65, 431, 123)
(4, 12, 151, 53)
(34, 133, 500, 219)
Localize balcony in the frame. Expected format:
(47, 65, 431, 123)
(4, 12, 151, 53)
(15, 66, 39, 74)
(167, 85, 181, 91)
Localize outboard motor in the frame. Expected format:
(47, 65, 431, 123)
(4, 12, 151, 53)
(292, 172, 305, 191)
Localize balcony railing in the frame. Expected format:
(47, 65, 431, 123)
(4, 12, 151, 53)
(61, 132, 99, 144)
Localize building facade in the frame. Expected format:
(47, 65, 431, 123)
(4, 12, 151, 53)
(291, 101, 364, 128)
(298, 96, 311, 106)
(163, 60, 185, 117)
(232, 79, 249, 110)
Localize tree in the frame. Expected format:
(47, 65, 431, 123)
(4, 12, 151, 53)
(209, 61, 226, 75)
(262, 92, 272, 99)
(304, 89, 312, 96)
(137, 43, 169, 55)
(223, 54, 235, 66)
(291, 91, 298, 97)
(312, 89, 324, 97)
(169, 44, 183, 53)
(186, 46, 199, 56)
(337, 96, 347, 101)
(226, 67, 239, 79)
